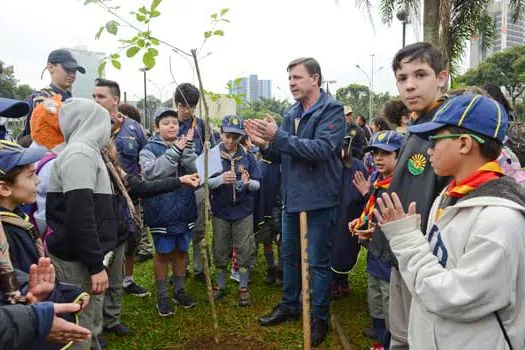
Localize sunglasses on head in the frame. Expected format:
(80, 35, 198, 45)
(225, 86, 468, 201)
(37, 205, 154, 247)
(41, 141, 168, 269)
(428, 133, 485, 149)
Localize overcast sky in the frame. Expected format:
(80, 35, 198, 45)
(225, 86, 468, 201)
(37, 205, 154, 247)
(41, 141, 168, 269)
(1, 0, 425, 102)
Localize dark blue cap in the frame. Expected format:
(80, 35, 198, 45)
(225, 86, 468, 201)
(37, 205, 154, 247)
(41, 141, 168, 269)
(0, 98, 29, 118)
(408, 94, 508, 143)
(154, 107, 177, 123)
(47, 49, 86, 74)
(364, 131, 404, 153)
(0, 141, 46, 176)
(221, 115, 245, 135)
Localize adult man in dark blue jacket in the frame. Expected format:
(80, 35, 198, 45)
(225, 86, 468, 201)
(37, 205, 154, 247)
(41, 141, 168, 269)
(246, 57, 345, 347)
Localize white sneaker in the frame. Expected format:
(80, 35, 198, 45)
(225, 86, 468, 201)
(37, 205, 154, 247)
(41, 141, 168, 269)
(230, 268, 240, 283)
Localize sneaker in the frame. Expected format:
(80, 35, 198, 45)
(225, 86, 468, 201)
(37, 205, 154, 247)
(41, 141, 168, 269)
(123, 282, 150, 297)
(156, 298, 174, 317)
(213, 286, 228, 301)
(311, 318, 329, 347)
(230, 268, 240, 283)
(97, 335, 107, 349)
(239, 288, 251, 307)
(173, 289, 196, 309)
(362, 326, 378, 340)
(104, 324, 130, 336)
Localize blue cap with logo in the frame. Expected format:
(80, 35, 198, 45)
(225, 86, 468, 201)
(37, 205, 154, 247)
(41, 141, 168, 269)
(221, 115, 245, 136)
(0, 141, 46, 176)
(47, 49, 86, 74)
(364, 130, 404, 153)
(408, 94, 508, 143)
(0, 98, 29, 118)
(154, 107, 177, 124)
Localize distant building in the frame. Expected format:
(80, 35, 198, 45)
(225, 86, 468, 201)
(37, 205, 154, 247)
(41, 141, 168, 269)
(229, 74, 272, 104)
(68, 47, 105, 99)
(470, 0, 525, 68)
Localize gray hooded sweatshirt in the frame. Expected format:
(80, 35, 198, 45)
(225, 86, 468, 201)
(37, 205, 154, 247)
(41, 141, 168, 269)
(46, 98, 117, 275)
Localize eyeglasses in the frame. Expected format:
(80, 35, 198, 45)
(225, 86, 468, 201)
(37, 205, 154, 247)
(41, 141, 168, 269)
(176, 102, 196, 111)
(428, 133, 485, 149)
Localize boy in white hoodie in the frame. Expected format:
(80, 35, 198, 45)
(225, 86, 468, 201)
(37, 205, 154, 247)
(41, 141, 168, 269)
(374, 94, 525, 350)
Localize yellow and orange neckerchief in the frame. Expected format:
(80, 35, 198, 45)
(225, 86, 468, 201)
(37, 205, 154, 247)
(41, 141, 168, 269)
(352, 175, 393, 231)
(435, 161, 504, 220)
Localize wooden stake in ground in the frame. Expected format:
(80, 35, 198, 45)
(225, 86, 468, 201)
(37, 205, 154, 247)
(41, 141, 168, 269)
(300, 212, 311, 350)
(191, 48, 220, 344)
(331, 314, 353, 350)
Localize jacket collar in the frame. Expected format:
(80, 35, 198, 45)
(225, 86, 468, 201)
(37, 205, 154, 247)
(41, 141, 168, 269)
(286, 89, 329, 119)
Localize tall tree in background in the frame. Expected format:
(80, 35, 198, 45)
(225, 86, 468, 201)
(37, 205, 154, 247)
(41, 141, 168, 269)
(336, 83, 394, 119)
(0, 61, 35, 100)
(457, 45, 525, 107)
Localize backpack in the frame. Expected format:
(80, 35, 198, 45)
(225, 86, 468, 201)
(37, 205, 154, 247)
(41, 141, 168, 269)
(29, 153, 58, 252)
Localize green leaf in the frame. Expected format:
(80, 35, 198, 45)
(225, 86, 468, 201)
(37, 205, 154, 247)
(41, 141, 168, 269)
(150, 10, 160, 17)
(148, 47, 159, 56)
(143, 52, 156, 69)
(126, 46, 140, 58)
(110, 53, 120, 59)
(211, 13, 217, 19)
(105, 20, 119, 35)
(111, 60, 121, 69)
(213, 30, 224, 36)
(220, 8, 229, 16)
(151, 0, 162, 11)
(84, 0, 98, 5)
(220, 18, 230, 23)
(137, 39, 145, 47)
(150, 37, 160, 45)
(139, 6, 148, 14)
(204, 31, 212, 39)
(131, 36, 139, 42)
(136, 14, 146, 22)
(97, 61, 106, 77)
(95, 26, 104, 40)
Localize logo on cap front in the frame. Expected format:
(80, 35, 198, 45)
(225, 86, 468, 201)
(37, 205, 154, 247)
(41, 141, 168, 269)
(231, 117, 239, 126)
(378, 132, 387, 141)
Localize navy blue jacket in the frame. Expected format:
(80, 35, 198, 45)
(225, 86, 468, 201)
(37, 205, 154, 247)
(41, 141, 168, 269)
(142, 137, 197, 234)
(210, 144, 261, 221)
(262, 90, 345, 213)
(2, 208, 41, 273)
(113, 118, 147, 176)
(330, 159, 367, 274)
(253, 159, 281, 226)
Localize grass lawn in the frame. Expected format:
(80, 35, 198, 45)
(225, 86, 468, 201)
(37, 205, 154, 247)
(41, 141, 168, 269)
(105, 242, 375, 350)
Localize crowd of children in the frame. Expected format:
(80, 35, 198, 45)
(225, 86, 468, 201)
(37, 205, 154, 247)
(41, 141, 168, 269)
(0, 41, 524, 350)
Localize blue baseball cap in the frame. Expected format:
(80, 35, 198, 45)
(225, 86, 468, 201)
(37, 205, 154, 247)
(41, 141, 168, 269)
(221, 115, 245, 135)
(364, 131, 404, 153)
(47, 49, 86, 74)
(0, 98, 30, 118)
(0, 140, 46, 176)
(408, 94, 508, 143)
(154, 107, 177, 124)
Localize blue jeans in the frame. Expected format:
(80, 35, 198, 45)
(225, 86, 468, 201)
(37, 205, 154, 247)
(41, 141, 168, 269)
(280, 207, 336, 321)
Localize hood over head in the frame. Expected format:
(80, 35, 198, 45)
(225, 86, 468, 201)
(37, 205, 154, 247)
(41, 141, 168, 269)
(59, 98, 111, 150)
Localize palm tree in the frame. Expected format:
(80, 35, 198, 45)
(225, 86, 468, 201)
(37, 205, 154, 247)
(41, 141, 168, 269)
(355, 0, 524, 74)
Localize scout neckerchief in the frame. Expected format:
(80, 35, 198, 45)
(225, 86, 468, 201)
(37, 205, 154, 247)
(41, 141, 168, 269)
(435, 161, 504, 220)
(0, 210, 45, 258)
(352, 175, 392, 231)
(220, 145, 244, 205)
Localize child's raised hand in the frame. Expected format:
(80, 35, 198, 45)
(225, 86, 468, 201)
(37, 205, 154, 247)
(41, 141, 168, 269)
(352, 171, 370, 196)
(186, 128, 195, 141)
(174, 135, 188, 150)
(28, 257, 56, 302)
(241, 170, 250, 185)
(222, 170, 237, 184)
(374, 193, 417, 226)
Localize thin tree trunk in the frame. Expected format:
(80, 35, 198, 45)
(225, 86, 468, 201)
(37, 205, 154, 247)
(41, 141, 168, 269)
(424, 0, 441, 46)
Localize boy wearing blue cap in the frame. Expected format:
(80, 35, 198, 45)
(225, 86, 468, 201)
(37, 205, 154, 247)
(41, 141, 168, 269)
(139, 108, 198, 317)
(375, 94, 525, 350)
(209, 115, 261, 307)
(350, 130, 404, 348)
(0, 140, 47, 272)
